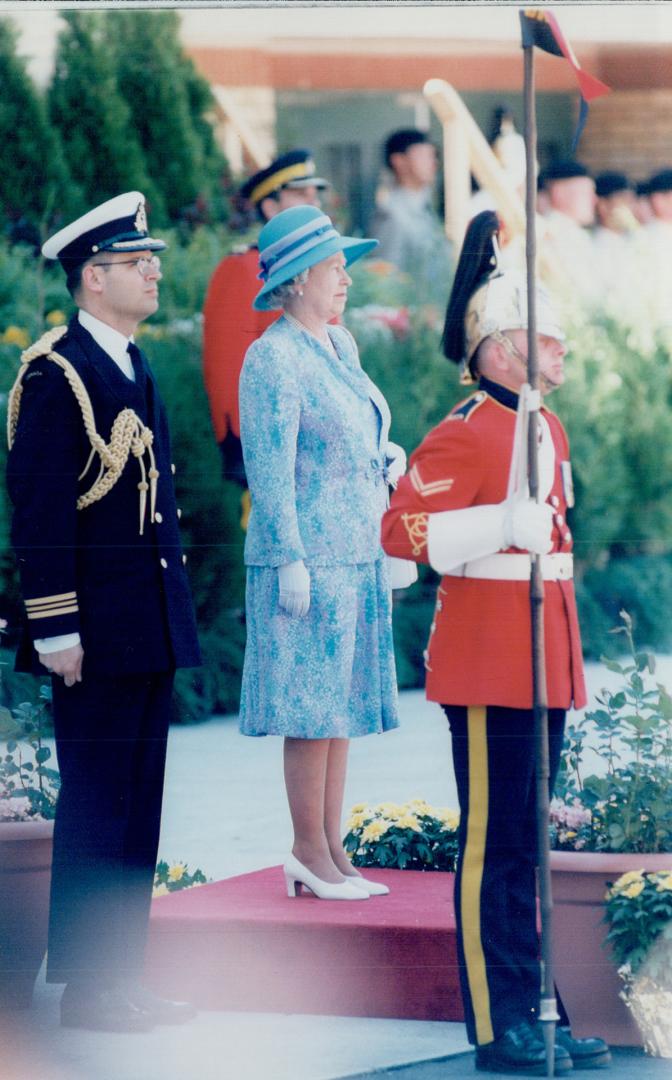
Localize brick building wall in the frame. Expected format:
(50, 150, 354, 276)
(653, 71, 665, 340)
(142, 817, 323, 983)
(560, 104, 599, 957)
(581, 91, 672, 181)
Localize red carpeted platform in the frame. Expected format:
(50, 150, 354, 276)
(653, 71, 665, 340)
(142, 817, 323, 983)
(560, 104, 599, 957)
(144, 867, 463, 1021)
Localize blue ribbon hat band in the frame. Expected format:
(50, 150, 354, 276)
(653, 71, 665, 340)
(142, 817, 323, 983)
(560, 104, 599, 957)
(258, 216, 336, 281)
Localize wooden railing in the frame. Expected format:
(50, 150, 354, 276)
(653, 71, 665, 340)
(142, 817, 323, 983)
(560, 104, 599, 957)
(423, 78, 527, 249)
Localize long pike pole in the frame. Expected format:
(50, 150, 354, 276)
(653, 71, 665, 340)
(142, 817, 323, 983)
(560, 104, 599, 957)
(523, 39, 559, 1079)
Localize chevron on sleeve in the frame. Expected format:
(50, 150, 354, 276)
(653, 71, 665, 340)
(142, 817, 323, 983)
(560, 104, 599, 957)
(409, 463, 454, 498)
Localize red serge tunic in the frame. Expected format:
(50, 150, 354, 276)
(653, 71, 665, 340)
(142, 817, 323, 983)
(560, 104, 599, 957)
(202, 247, 278, 444)
(381, 377, 586, 710)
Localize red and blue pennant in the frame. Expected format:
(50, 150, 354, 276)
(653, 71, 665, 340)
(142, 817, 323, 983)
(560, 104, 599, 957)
(520, 8, 610, 150)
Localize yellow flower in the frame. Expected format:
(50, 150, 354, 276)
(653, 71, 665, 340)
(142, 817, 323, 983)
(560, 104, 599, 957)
(46, 310, 66, 326)
(396, 813, 422, 832)
(361, 820, 390, 843)
(2, 326, 29, 348)
(153, 883, 169, 897)
(611, 869, 645, 893)
(406, 798, 432, 814)
(350, 802, 367, 814)
(167, 863, 186, 882)
(655, 873, 672, 892)
(621, 881, 645, 899)
(607, 869, 648, 900)
(376, 802, 404, 819)
(347, 812, 367, 831)
(437, 808, 460, 831)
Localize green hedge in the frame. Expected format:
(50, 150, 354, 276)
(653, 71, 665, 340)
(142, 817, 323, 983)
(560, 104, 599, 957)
(3, 242, 672, 713)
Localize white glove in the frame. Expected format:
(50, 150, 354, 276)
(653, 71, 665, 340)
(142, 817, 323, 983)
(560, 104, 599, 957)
(278, 560, 311, 617)
(387, 556, 418, 590)
(385, 441, 407, 488)
(427, 499, 553, 575)
(504, 499, 554, 555)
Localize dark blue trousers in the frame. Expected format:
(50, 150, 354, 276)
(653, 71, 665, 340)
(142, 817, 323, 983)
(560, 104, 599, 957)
(47, 671, 173, 984)
(443, 705, 566, 1046)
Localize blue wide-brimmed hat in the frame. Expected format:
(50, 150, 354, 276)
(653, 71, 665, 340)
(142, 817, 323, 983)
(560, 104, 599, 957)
(253, 205, 378, 311)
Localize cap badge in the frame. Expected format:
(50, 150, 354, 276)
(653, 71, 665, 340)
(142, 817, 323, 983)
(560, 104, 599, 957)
(134, 201, 147, 234)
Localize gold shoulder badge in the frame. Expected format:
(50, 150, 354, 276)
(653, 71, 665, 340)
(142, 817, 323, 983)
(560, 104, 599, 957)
(134, 201, 148, 233)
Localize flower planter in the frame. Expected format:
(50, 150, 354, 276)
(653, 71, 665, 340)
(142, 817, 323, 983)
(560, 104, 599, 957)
(0, 819, 54, 1009)
(550, 849, 672, 1047)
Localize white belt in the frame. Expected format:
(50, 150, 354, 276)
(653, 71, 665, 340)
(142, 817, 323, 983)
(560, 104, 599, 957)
(446, 552, 573, 582)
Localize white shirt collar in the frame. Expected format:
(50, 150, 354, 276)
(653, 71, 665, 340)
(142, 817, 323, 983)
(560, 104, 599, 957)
(78, 309, 135, 381)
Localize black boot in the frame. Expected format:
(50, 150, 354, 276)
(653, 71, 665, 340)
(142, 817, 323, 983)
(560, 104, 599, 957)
(61, 982, 153, 1033)
(554, 1026, 611, 1069)
(476, 1020, 573, 1074)
(121, 980, 197, 1025)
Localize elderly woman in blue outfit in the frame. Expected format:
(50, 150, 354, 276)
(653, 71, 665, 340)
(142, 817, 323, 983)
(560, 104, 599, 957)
(239, 205, 409, 901)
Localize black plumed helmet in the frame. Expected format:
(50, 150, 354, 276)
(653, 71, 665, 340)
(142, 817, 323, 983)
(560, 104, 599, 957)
(441, 211, 500, 366)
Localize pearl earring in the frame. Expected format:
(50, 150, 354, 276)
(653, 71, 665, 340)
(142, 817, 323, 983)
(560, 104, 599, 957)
(297, 289, 304, 297)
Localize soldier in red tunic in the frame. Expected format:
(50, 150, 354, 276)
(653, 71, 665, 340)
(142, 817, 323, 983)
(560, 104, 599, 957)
(382, 212, 610, 1074)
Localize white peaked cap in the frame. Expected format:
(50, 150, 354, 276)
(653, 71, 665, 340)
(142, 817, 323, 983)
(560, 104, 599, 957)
(42, 191, 166, 267)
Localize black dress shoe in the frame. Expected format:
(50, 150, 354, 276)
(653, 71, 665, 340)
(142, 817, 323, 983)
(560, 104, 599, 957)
(476, 1021, 573, 1075)
(121, 981, 197, 1025)
(61, 983, 153, 1033)
(555, 1026, 611, 1069)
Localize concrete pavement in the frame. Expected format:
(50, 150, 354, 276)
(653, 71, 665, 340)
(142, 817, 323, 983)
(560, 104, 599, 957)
(5, 662, 670, 1080)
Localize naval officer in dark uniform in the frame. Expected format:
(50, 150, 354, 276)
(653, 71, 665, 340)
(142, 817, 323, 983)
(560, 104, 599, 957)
(6, 192, 201, 1031)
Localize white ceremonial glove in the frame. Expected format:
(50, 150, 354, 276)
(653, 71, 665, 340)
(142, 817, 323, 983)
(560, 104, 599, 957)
(387, 556, 419, 590)
(504, 499, 554, 555)
(385, 441, 407, 489)
(278, 560, 311, 617)
(427, 499, 553, 575)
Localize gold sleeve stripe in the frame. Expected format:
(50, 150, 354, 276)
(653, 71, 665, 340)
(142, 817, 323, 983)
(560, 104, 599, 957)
(409, 464, 454, 497)
(26, 598, 79, 613)
(461, 707, 494, 1046)
(27, 605, 79, 620)
(401, 512, 428, 557)
(25, 591, 77, 607)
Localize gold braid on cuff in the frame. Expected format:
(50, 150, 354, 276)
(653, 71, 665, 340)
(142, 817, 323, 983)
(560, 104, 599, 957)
(401, 511, 429, 557)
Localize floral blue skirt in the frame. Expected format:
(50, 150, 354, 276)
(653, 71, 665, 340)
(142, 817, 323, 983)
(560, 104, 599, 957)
(239, 557, 399, 738)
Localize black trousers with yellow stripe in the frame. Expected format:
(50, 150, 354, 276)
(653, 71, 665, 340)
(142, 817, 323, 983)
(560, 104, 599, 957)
(443, 705, 566, 1047)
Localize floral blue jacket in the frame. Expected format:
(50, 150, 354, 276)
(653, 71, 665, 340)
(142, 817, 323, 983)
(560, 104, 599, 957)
(239, 316, 392, 567)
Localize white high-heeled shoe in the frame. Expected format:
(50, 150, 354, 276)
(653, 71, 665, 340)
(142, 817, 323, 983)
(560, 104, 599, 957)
(284, 853, 369, 900)
(345, 873, 390, 897)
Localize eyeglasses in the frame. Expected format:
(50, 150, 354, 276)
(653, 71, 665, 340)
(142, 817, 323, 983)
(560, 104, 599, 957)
(92, 255, 161, 278)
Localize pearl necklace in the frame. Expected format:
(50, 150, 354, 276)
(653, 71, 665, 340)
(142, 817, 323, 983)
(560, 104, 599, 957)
(284, 311, 336, 355)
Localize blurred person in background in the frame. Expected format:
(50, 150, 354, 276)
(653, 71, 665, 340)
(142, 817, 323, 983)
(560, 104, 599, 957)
(646, 169, 672, 229)
(541, 159, 596, 229)
(538, 160, 599, 308)
(469, 105, 527, 220)
(202, 150, 329, 524)
(592, 171, 639, 318)
(633, 179, 654, 226)
(238, 205, 413, 902)
(634, 169, 672, 327)
(370, 128, 452, 298)
(594, 171, 637, 237)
